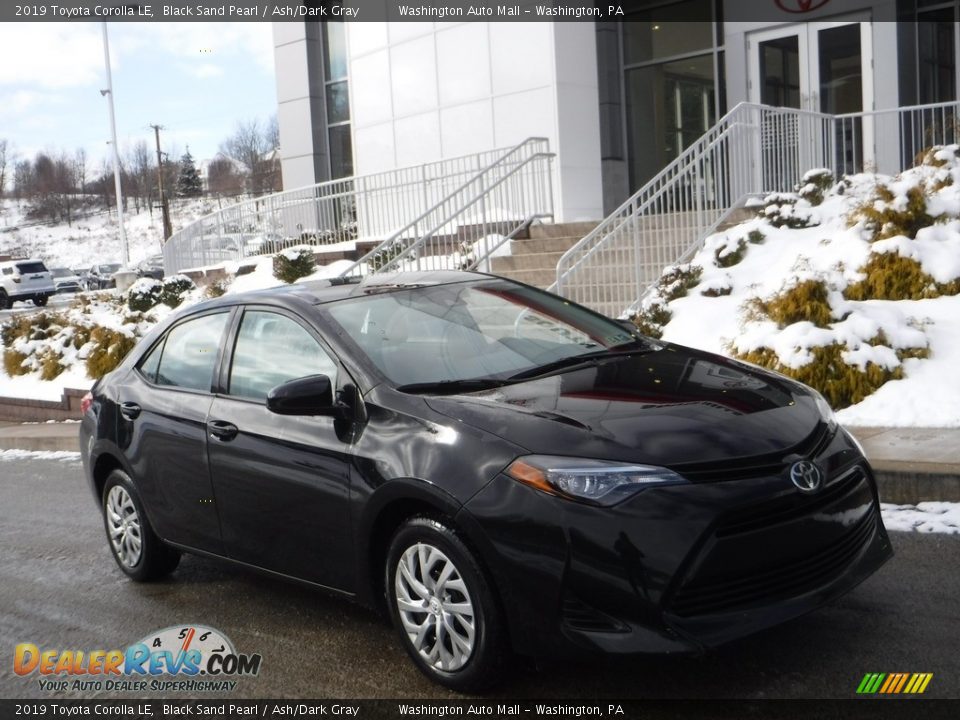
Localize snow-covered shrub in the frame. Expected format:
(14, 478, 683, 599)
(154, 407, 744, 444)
(85, 326, 137, 379)
(159, 275, 195, 308)
(760, 193, 817, 229)
(127, 278, 163, 312)
(714, 238, 748, 268)
(368, 241, 406, 272)
(748, 279, 835, 328)
(852, 184, 934, 242)
(273, 247, 315, 284)
(797, 169, 834, 206)
(736, 340, 928, 410)
(630, 299, 671, 339)
(205, 279, 227, 298)
(3, 349, 27, 376)
(844, 250, 960, 301)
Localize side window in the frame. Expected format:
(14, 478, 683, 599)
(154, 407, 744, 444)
(155, 313, 229, 392)
(229, 311, 338, 400)
(137, 338, 165, 383)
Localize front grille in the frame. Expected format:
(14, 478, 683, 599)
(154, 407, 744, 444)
(671, 422, 833, 483)
(561, 596, 628, 633)
(716, 466, 866, 538)
(670, 507, 878, 618)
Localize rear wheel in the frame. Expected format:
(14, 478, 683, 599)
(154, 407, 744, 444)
(102, 470, 180, 581)
(32, 295, 48, 307)
(386, 516, 508, 691)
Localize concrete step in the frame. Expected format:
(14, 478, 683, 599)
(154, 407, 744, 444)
(507, 235, 582, 255)
(490, 250, 566, 273)
(529, 221, 599, 239)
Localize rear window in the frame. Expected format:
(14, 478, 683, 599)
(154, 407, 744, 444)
(15, 262, 47, 274)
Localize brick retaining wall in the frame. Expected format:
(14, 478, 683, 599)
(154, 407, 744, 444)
(0, 388, 87, 422)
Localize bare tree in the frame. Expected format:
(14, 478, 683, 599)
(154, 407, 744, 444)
(0, 139, 9, 198)
(219, 117, 281, 196)
(207, 155, 245, 198)
(73, 148, 88, 194)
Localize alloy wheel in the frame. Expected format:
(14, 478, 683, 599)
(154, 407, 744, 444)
(394, 542, 476, 672)
(105, 485, 143, 568)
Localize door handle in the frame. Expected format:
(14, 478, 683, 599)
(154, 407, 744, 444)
(119, 402, 141, 420)
(208, 420, 239, 441)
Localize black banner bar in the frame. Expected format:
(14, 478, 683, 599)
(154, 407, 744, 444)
(1, 700, 959, 720)
(0, 1, 901, 24)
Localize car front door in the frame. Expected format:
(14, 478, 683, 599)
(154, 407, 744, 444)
(206, 307, 355, 591)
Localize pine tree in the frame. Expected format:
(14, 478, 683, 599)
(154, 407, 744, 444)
(176, 149, 203, 198)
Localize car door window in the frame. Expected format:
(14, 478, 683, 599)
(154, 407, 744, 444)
(154, 313, 229, 391)
(229, 311, 338, 400)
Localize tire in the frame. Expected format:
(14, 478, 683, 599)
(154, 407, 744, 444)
(386, 516, 508, 691)
(32, 295, 48, 307)
(0, 291, 10, 310)
(102, 469, 180, 582)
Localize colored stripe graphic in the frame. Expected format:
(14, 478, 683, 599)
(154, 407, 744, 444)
(857, 673, 933, 694)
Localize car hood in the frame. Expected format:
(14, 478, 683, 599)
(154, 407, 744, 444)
(424, 344, 822, 468)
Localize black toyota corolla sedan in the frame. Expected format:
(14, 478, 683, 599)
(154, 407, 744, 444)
(79, 270, 892, 690)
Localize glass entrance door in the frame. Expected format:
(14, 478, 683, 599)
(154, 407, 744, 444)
(749, 21, 873, 180)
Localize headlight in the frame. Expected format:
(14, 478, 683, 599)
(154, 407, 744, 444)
(506, 455, 686, 506)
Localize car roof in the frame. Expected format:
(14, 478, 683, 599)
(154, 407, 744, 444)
(213, 270, 494, 309)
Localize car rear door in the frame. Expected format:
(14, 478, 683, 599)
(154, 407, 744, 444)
(117, 309, 233, 553)
(206, 306, 355, 591)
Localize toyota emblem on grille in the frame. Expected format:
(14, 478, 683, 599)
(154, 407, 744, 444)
(790, 461, 823, 492)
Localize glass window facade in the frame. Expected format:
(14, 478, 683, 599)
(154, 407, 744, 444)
(621, 0, 724, 190)
(322, 21, 353, 179)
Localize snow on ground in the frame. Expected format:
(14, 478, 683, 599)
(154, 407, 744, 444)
(881, 502, 960, 534)
(0, 449, 81, 462)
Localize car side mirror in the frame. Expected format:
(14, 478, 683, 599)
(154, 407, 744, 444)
(266, 374, 337, 416)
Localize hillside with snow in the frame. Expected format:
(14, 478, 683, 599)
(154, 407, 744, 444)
(635, 148, 960, 428)
(0, 196, 232, 269)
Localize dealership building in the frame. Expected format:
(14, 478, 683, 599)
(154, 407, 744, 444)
(272, 0, 957, 222)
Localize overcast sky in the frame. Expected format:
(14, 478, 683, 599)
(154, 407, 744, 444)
(0, 22, 277, 173)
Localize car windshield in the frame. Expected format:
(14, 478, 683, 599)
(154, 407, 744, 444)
(51, 268, 70, 277)
(324, 280, 650, 389)
(99, 264, 121, 273)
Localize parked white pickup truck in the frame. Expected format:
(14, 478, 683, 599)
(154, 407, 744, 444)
(0, 258, 56, 309)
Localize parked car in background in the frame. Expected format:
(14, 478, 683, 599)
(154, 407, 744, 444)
(50, 267, 84, 294)
(0, 258, 56, 309)
(87, 263, 122, 290)
(136, 255, 165, 281)
(79, 271, 893, 691)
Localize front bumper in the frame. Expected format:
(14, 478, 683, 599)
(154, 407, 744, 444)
(460, 428, 893, 658)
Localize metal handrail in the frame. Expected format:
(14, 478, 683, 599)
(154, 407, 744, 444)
(555, 99, 960, 318)
(162, 140, 549, 275)
(344, 149, 555, 276)
(339, 138, 552, 276)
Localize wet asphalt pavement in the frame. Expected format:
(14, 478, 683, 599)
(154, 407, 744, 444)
(1, 457, 958, 701)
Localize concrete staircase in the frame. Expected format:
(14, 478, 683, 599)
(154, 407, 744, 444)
(489, 221, 599, 289)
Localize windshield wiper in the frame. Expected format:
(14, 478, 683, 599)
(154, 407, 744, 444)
(396, 378, 511, 394)
(507, 345, 658, 381)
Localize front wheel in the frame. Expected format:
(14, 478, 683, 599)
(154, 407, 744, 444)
(102, 470, 180, 581)
(0, 291, 10, 310)
(386, 516, 508, 691)
(32, 295, 49, 307)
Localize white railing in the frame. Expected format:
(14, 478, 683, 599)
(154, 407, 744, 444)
(162, 141, 546, 275)
(555, 100, 960, 319)
(340, 138, 554, 277)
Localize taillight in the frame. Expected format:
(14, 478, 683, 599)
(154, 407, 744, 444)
(81, 392, 93, 415)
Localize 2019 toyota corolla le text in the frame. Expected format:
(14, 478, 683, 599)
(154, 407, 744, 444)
(79, 271, 893, 690)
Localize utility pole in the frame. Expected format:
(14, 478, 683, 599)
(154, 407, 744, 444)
(150, 123, 173, 241)
(100, 22, 129, 267)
